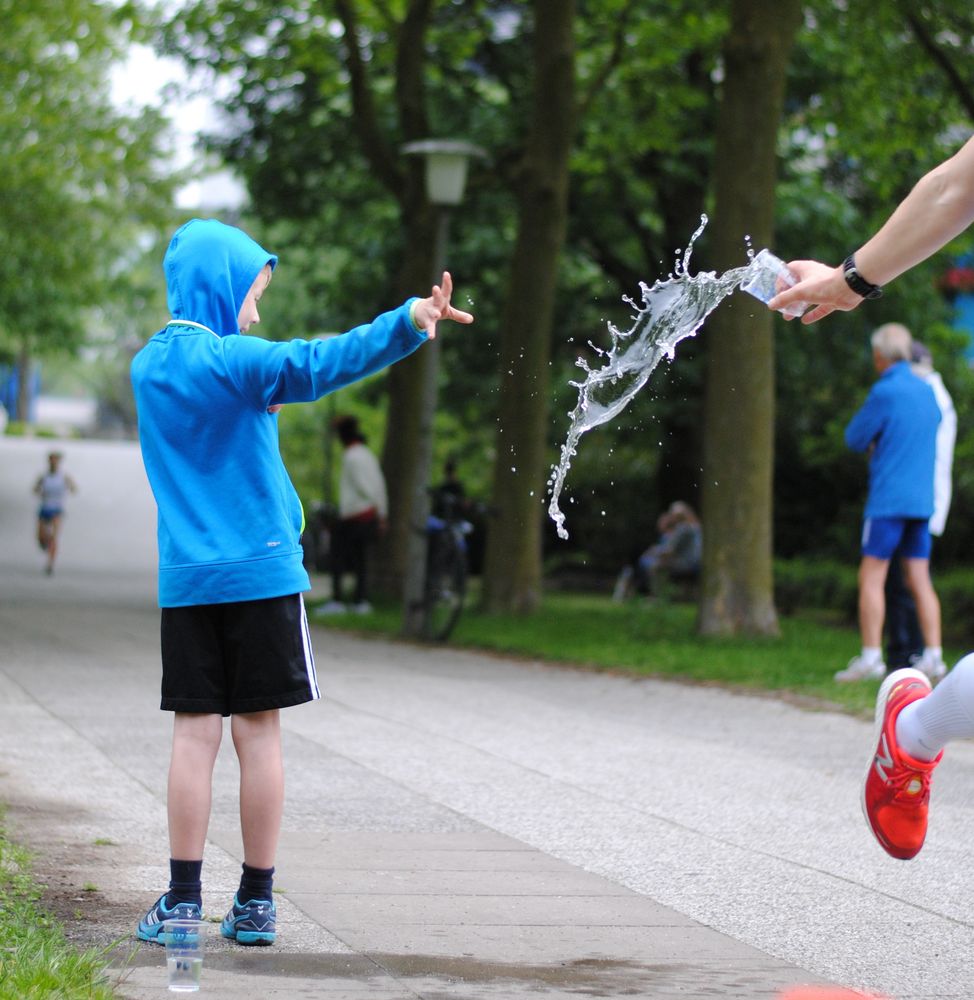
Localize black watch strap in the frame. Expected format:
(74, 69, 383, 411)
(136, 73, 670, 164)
(843, 255, 883, 299)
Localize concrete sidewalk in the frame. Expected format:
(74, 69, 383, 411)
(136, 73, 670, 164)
(1, 436, 970, 999)
(10, 574, 970, 1000)
(0, 574, 829, 1000)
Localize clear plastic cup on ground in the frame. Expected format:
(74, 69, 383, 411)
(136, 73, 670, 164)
(163, 918, 204, 993)
(740, 249, 808, 318)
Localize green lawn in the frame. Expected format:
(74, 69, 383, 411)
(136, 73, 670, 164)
(310, 589, 960, 717)
(0, 817, 119, 999)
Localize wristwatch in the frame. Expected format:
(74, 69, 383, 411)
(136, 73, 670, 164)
(842, 255, 883, 299)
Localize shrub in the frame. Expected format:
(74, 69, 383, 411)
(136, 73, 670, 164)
(774, 558, 858, 621)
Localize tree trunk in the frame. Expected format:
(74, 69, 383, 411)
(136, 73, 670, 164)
(375, 213, 436, 598)
(334, 0, 436, 599)
(698, 0, 802, 636)
(481, 0, 575, 613)
(16, 338, 31, 424)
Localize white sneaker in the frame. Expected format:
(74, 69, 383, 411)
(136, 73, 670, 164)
(834, 655, 886, 682)
(915, 653, 947, 682)
(315, 600, 347, 616)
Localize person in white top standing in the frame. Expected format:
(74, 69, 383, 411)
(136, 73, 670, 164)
(883, 341, 957, 675)
(321, 415, 388, 614)
(917, 343, 958, 542)
(34, 451, 77, 576)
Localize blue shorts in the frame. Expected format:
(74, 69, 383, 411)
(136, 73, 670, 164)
(38, 507, 63, 522)
(861, 517, 931, 560)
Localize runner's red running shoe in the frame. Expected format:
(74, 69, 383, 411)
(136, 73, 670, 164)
(862, 668, 942, 860)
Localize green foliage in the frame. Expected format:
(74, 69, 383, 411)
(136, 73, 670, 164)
(0, 818, 118, 999)
(0, 0, 177, 363)
(128, 0, 974, 580)
(276, 372, 497, 512)
(774, 558, 858, 620)
(770, 0, 974, 564)
(774, 558, 974, 649)
(927, 568, 974, 647)
(310, 588, 914, 717)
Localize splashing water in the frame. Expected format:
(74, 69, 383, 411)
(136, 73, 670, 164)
(547, 216, 768, 540)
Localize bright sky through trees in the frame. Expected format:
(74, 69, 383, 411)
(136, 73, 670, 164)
(110, 41, 245, 210)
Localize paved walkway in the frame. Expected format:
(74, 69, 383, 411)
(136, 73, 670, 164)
(1, 437, 972, 999)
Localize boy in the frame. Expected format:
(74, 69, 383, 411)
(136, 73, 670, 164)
(131, 218, 472, 943)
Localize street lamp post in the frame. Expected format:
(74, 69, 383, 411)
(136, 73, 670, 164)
(400, 140, 484, 637)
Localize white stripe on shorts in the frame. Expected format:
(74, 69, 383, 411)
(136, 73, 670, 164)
(299, 595, 320, 700)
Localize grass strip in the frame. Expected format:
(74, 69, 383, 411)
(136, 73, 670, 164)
(310, 590, 960, 717)
(0, 816, 118, 1000)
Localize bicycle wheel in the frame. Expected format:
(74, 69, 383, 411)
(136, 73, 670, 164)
(423, 531, 467, 641)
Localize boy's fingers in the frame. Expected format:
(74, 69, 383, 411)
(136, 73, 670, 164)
(423, 272, 472, 325)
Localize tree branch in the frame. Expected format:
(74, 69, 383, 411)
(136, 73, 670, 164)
(330, 0, 402, 194)
(577, 0, 641, 123)
(395, 0, 432, 141)
(902, 4, 974, 121)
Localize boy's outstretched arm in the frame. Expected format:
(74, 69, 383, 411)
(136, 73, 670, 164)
(410, 272, 474, 340)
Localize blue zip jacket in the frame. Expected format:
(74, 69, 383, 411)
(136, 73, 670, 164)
(131, 219, 427, 607)
(844, 360, 940, 520)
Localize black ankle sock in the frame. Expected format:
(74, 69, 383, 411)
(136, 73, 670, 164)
(237, 863, 274, 904)
(166, 858, 203, 908)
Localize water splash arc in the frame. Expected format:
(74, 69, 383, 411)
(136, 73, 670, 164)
(547, 219, 764, 540)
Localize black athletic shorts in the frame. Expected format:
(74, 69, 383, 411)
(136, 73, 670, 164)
(160, 593, 320, 716)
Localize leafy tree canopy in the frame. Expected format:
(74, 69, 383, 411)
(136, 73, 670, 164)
(0, 0, 177, 362)
(129, 0, 974, 570)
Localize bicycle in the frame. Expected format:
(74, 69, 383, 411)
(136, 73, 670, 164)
(421, 492, 474, 641)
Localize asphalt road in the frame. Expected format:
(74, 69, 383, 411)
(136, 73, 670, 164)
(1, 435, 972, 999)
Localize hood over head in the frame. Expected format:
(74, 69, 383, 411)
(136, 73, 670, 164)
(164, 219, 277, 337)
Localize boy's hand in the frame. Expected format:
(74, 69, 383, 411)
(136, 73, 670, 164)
(411, 272, 474, 340)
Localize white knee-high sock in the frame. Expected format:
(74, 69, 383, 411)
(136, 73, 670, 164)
(897, 653, 974, 761)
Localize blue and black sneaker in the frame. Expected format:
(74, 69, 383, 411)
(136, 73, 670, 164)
(220, 893, 276, 945)
(136, 893, 202, 943)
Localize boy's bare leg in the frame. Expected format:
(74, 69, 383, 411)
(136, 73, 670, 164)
(902, 557, 942, 647)
(168, 713, 223, 859)
(231, 709, 284, 869)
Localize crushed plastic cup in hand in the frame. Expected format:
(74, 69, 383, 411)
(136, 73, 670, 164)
(163, 919, 204, 993)
(740, 249, 808, 319)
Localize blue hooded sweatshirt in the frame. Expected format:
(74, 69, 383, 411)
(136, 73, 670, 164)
(132, 219, 427, 607)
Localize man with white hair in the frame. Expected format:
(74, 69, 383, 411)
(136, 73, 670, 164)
(835, 323, 945, 683)
(884, 340, 957, 673)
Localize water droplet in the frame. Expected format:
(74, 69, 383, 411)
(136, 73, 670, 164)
(547, 215, 748, 538)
